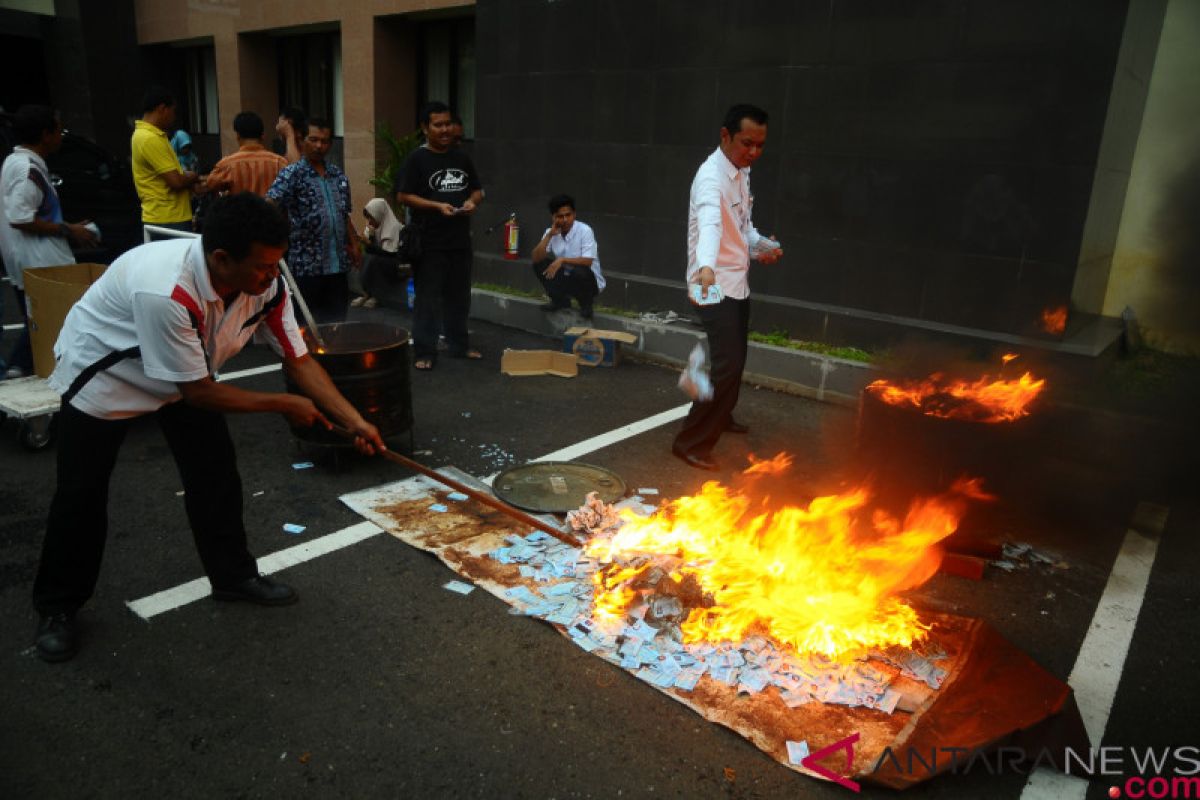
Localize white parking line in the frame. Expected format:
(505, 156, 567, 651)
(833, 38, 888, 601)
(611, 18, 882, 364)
(1020, 502, 1168, 799)
(126, 403, 692, 620)
(482, 403, 690, 484)
(127, 522, 381, 620)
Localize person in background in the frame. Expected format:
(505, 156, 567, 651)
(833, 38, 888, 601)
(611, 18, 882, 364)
(396, 101, 484, 371)
(206, 112, 289, 197)
(170, 129, 199, 173)
(0, 104, 99, 379)
(672, 104, 784, 472)
(29, 193, 383, 663)
(529, 193, 603, 321)
(275, 107, 306, 165)
(450, 113, 465, 148)
(267, 118, 360, 323)
(131, 87, 203, 237)
(352, 197, 402, 309)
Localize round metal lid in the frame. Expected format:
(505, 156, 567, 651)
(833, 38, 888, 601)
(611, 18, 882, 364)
(492, 461, 627, 513)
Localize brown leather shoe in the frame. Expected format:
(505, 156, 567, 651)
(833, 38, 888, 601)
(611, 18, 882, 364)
(672, 445, 719, 471)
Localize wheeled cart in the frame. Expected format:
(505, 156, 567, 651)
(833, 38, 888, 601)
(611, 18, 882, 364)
(0, 375, 60, 450)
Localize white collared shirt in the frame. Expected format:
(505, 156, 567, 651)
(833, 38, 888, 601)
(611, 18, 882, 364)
(542, 219, 604, 291)
(686, 147, 765, 300)
(49, 237, 307, 420)
(0, 146, 75, 288)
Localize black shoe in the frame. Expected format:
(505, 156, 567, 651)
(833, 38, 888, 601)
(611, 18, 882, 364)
(580, 307, 594, 321)
(726, 420, 749, 434)
(540, 302, 568, 312)
(671, 445, 719, 471)
(35, 613, 78, 663)
(211, 576, 298, 606)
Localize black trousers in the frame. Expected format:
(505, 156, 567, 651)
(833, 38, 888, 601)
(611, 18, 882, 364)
(531, 261, 598, 311)
(294, 272, 349, 325)
(413, 248, 472, 360)
(32, 400, 258, 615)
(673, 297, 750, 457)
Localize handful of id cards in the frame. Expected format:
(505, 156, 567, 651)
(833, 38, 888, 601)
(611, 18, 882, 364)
(689, 282, 724, 306)
(677, 343, 714, 401)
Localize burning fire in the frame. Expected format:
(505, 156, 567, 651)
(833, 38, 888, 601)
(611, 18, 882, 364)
(865, 354, 1045, 423)
(586, 455, 989, 660)
(1040, 305, 1067, 336)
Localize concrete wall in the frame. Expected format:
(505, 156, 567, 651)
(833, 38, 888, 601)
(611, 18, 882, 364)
(1103, 0, 1200, 353)
(472, 0, 1130, 346)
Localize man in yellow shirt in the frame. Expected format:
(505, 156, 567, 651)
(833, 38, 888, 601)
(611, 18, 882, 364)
(131, 88, 201, 238)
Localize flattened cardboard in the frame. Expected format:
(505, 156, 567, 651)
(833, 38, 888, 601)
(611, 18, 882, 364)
(501, 349, 579, 378)
(562, 326, 639, 367)
(24, 263, 107, 378)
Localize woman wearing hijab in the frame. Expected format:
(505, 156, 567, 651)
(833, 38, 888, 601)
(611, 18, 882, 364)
(170, 129, 199, 172)
(352, 197, 403, 308)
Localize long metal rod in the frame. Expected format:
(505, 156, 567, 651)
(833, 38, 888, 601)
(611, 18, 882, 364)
(332, 427, 582, 547)
(277, 256, 328, 351)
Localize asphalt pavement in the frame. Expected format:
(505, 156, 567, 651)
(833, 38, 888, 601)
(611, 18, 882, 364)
(0, 301, 1196, 800)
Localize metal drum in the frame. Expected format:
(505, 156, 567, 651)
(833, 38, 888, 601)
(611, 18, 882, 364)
(285, 321, 413, 447)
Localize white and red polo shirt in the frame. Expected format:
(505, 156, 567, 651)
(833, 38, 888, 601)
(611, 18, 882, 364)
(49, 237, 307, 420)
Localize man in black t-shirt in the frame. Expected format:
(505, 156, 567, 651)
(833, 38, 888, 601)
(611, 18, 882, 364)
(396, 101, 485, 370)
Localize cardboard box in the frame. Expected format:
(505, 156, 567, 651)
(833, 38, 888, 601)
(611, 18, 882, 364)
(501, 349, 579, 378)
(24, 263, 107, 378)
(562, 327, 639, 367)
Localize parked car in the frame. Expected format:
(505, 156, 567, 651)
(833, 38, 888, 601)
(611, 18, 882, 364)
(0, 113, 142, 265)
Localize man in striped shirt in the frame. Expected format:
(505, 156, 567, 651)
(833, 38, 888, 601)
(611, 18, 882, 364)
(207, 112, 289, 198)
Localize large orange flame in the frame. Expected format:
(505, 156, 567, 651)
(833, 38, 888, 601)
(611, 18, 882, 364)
(585, 456, 988, 660)
(865, 354, 1045, 423)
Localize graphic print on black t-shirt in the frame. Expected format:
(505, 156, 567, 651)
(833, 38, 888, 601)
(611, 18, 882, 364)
(429, 169, 469, 194)
(400, 147, 482, 251)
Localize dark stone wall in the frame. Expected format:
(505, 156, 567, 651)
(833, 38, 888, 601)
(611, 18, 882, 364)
(49, 0, 143, 157)
(471, 0, 1129, 344)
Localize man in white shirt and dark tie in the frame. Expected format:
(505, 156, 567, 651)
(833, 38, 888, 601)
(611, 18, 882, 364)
(672, 104, 783, 471)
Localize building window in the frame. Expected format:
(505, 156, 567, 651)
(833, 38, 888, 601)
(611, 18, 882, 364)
(184, 45, 219, 135)
(278, 31, 343, 136)
(418, 17, 475, 138)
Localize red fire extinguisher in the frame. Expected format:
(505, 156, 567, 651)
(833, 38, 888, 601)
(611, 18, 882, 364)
(502, 213, 519, 260)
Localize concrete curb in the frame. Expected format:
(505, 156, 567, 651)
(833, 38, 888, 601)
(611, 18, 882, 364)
(469, 289, 876, 407)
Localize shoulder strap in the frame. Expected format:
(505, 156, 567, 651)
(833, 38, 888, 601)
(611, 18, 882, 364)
(60, 347, 142, 403)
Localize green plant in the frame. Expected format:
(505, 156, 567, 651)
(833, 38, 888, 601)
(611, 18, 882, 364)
(595, 304, 639, 319)
(748, 330, 874, 362)
(369, 122, 422, 202)
(473, 281, 545, 300)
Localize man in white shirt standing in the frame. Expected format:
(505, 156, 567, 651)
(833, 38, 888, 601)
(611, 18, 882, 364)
(672, 104, 783, 471)
(0, 105, 98, 378)
(530, 194, 604, 321)
(30, 193, 384, 663)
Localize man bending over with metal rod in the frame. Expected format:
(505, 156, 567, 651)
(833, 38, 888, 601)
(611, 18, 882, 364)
(31, 192, 385, 663)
